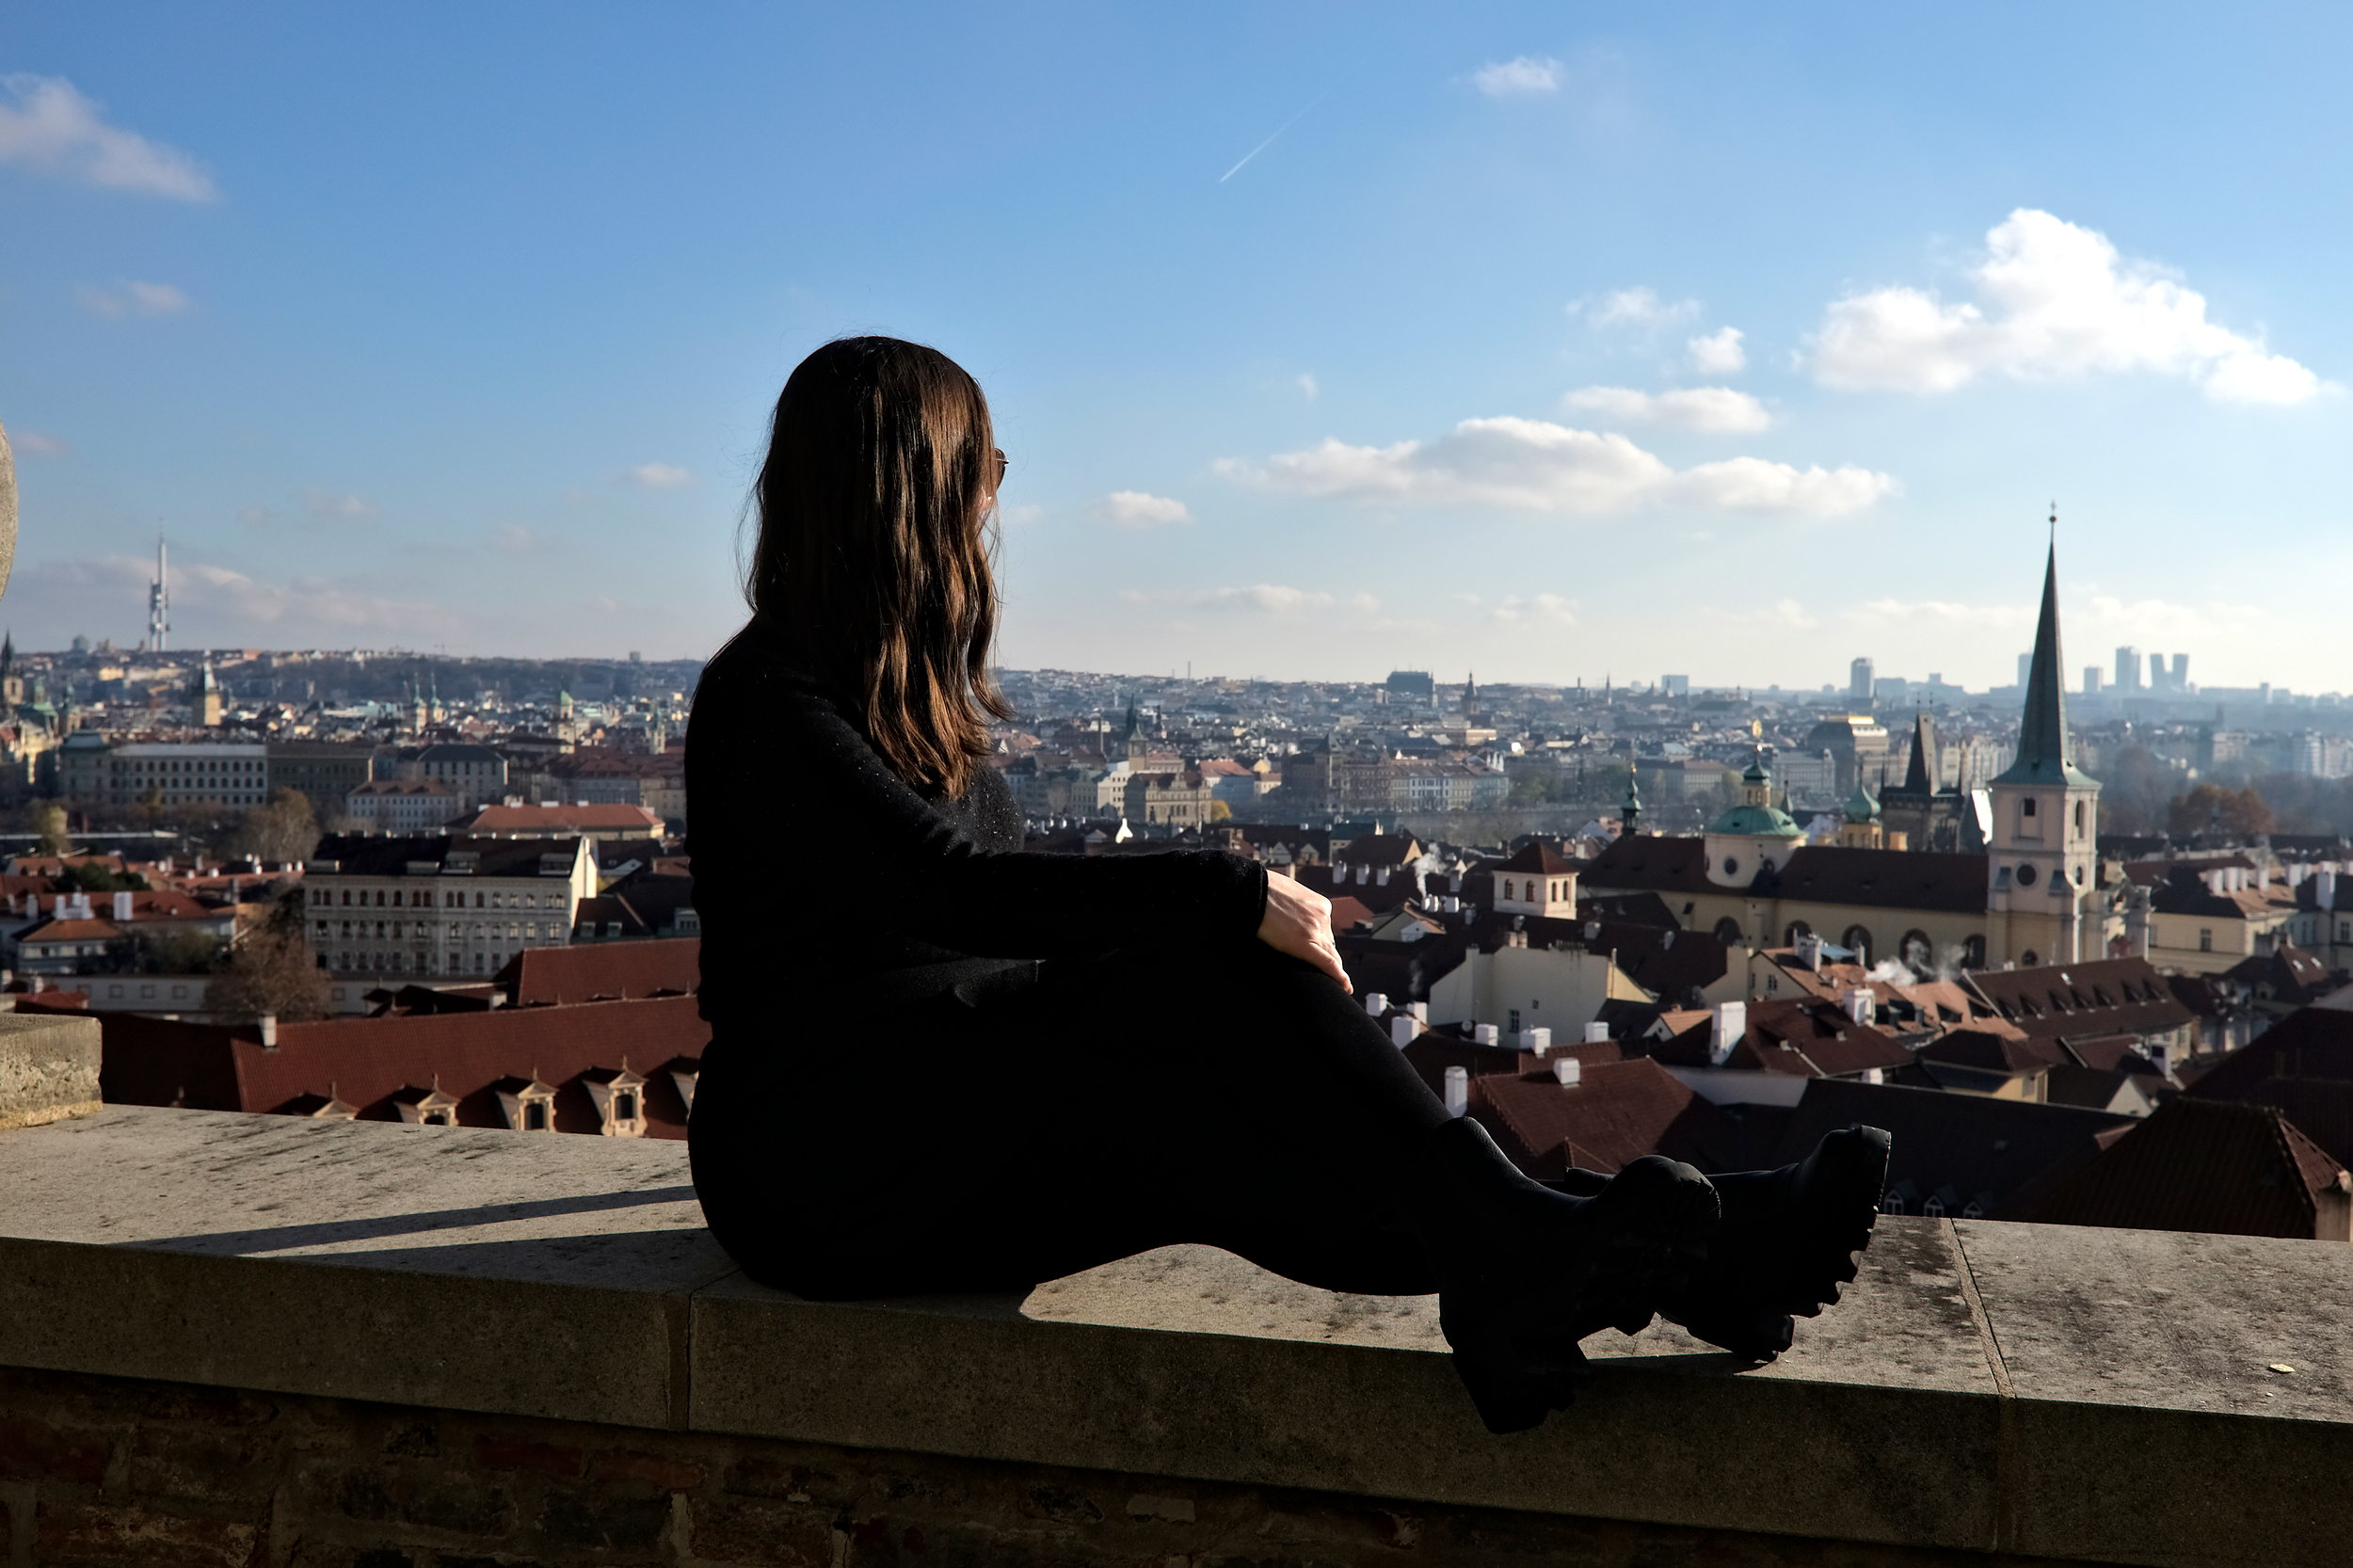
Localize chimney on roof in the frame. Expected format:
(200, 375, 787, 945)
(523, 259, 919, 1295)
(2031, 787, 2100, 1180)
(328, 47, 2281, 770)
(1843, 986, 1873, 1026)
(1519, 1026, 1552, 1057)
(257, 1013, 278, 1049)
(1390, 1015, 1420, 1048)
(112, 891, 132, 921)
(1798, 932, 1824, 970)
(1443, 1064, 1469, 1118)
(1553, 1057, 1582, 1088)
(1473, 1023, 1499, 1046)
(1584, 1020, 1610, 1045)
(1709, 1001, 1747, 1066)
(1362, 991, 1388, 1017)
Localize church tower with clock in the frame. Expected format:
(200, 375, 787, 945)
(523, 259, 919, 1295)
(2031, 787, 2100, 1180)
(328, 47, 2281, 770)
(1986, 530, 2101, 968)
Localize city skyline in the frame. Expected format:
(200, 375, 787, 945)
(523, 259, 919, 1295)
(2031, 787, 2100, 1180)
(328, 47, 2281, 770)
(7, 6, 2353, 684)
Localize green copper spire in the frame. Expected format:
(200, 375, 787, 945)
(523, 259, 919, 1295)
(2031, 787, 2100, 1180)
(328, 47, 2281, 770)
(1994, 534, 2095, 789)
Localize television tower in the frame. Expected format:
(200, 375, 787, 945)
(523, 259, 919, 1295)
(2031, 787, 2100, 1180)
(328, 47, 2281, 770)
(146, 531, 169, 653)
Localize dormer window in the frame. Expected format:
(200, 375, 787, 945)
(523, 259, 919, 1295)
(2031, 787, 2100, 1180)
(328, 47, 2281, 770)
(2023, 798, 2038, 817)
(580, 1064, 648, 1137)
(664, 1056, 700, 1112)
(491, 1075, 557, 1131)
(391, 1082, 461, 1127)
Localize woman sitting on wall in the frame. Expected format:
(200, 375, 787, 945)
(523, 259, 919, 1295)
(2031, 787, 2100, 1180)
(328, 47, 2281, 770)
(684, 335, 1892, 1433)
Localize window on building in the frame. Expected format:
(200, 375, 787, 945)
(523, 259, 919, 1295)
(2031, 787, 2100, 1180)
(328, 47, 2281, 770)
(1921, 1195, 1946, 1218)
(2200, 929, 2214, 952)
(1507, 1007, 1522, 1033)
(2023, 798, 2037, 817)
(1879, 1193, 1906, 1215)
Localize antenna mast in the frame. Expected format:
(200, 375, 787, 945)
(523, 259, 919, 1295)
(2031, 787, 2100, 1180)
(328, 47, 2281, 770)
(147, 531, 170, 654)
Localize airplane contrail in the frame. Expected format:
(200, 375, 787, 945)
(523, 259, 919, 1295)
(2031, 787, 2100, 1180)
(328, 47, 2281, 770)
(1219, 93, 1327, 184)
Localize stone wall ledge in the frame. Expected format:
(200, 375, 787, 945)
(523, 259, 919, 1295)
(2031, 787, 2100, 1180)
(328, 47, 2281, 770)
(0, 1104, 2345, 1568)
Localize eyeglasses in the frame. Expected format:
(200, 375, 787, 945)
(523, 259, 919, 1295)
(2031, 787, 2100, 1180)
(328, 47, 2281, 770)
(992, 448, 1009, 488)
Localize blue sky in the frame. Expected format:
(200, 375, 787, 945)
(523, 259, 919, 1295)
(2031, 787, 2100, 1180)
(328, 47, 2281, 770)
(6, 3, 2350, 690)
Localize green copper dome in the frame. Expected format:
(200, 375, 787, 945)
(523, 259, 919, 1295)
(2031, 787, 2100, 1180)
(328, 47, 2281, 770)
(1710, 801, 1804, 838)
(1843, 781, 1881, 824)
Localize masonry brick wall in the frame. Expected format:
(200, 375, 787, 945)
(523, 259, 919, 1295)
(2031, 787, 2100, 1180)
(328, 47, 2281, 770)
(0, 1365, 2061, 1568)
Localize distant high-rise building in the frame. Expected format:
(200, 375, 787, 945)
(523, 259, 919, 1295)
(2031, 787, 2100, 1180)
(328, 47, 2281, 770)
(1849, 657, 1874, 703)
(2115, 646, 2142, 692)
(1660, 674, 1689, 697)
(2084, 665, 2104, 696)
(2150, 651, 2169, 691)
(2172, 653, 2190, 689)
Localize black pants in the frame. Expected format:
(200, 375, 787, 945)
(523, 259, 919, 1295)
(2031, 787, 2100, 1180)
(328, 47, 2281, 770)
(690, 938, 1456, 1299)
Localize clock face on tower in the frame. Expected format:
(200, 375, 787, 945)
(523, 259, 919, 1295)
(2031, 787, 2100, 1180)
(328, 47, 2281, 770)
(2017, 864, 2038, 887)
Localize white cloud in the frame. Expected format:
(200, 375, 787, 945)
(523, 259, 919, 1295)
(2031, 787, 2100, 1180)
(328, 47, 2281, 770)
(303, 488, 379, 521)
(76, 280, 189, 317)
(1120, 584, 1333, 613)
(1472, 56, 1561, 97)
(1219, 415, 1891, 517)
(1297, 372, 1320, 401)
(620, 462, 693, 488)
(1807, 208, 2335, 405)
(1092, 490, 1192, 528)
(1489, 593, 1579, 626)
(16, 554, 462, 639)
(9, 431, 68, 456)
(1677, 456, 1893, 514)
(1577, 286, 1700, 329)
(1561, 385, 1772, 433)
(1688, 326, 1747, 375)
(0, 75, 217, 200)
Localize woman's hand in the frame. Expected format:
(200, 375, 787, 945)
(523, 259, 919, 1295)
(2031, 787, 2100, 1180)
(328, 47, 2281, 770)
(1257, 870, 1351, 988)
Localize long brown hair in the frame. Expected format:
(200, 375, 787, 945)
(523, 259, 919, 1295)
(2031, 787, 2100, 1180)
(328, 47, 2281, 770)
(745, 337, 1015, 797)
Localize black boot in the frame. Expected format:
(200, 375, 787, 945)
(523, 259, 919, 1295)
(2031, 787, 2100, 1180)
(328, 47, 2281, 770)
(1657, 1125, 1892, 1362)
(1392, 1118, 1720, 1433)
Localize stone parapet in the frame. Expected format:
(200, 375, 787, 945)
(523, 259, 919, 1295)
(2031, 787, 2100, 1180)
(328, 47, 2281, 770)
(0, 1104, 2344, 1566)
(0, 1013, 101, 1131)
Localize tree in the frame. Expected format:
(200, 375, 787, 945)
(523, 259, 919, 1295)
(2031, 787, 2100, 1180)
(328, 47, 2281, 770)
(232, 788, 319, 866)
(63, 860, 147, 894)
(2095, 746, 2175, 835)
(2167, 783, 2274, 841)
(34, 804, 68, 856)
(204, 927, 332, 1021)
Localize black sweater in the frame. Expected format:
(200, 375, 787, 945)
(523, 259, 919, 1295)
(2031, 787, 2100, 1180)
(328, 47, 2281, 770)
(685, 619, 1271, 1025)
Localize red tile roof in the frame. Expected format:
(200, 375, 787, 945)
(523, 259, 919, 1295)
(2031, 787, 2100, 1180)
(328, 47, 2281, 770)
(2027, 1097, 2349, 1240)
(1467, 1057, 1749, 1177)
(99, 994, 708, 1137)
(455, 804, 666, 835)
(502, 938, 699, 1006)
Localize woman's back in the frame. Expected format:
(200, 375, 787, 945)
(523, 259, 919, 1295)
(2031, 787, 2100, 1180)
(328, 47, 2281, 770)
(686, 620, 1031, 1024)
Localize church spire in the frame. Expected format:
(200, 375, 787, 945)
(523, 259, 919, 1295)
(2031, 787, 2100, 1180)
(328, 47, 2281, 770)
(1902, 712, 1935, 793)
(1993, 529, 2093, 789)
